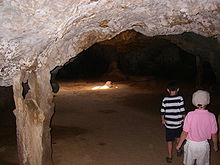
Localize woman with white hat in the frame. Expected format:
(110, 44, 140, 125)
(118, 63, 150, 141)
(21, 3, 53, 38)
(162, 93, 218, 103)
(176, 90, 218, 165)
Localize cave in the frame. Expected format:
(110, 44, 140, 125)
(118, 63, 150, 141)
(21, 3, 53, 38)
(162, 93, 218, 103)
(1, 30, 220, 165)
(55, 31, 198, 81)
(0, 1, 220, 165)
(54, 30, 218, 90)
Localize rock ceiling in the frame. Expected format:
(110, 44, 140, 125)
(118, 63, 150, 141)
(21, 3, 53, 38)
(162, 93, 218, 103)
(0, 0, 220, 86)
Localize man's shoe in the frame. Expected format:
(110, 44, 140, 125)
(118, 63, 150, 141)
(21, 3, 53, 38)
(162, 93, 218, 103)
(177, 150, 183, 157)
(166, 157, 172, 163)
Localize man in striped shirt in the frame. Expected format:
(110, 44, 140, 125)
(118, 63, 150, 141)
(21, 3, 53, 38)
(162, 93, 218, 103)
(160, 81, 186, 163)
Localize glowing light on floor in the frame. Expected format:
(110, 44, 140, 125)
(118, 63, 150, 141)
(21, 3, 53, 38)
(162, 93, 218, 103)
(91, 81, 118, 90)
(92, 85, 110, 90)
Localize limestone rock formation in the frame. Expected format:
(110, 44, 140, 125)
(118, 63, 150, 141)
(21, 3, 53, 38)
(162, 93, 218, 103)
(0, 1, 220, 165)
(0, 0, 220, 86)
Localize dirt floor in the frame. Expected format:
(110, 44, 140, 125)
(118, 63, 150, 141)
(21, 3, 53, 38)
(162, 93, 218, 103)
(0, 78, 219, 165)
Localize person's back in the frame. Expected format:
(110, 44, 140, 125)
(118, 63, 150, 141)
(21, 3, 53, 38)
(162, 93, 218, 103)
(185, 109, 216, 142)
(176, 90, 218, 165)
(162, 95, 185, 129)
(160, 80, 186, 163)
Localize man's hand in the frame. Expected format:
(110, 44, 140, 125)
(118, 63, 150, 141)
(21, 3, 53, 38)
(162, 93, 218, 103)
(161, 115, 165, 125)
(176, 131, 188, 152)
(213, 145, 218, 152)
(176, 144, 181, 151)
(211, 133, 218, 152)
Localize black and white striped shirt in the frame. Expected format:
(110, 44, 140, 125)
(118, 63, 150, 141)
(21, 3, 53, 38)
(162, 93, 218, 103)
(160, 95, 186, 129)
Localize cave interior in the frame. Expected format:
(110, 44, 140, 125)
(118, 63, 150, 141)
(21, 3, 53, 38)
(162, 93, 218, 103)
(0, 30, 219, 165)
(54, 30, 217, 88)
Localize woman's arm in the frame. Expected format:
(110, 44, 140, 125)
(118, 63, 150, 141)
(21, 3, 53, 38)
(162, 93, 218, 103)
(176, 131, 188, 150)
(211, 133, 218, 152)
(161, 115, 165, 125)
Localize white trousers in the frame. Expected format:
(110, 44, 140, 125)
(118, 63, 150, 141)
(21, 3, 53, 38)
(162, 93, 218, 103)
(184, 140, 210, 165)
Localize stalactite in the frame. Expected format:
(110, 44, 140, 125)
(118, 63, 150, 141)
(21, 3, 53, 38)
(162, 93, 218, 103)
(13, 67, 54, 165)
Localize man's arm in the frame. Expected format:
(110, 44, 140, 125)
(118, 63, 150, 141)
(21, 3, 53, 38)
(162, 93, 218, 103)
(211, 133, 218, 152)
(176, 131, 188, 150)
(161, 115, 165, 125)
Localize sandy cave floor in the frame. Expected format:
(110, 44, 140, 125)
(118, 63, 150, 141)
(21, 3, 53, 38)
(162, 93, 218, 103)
(0, 79, 219, 165)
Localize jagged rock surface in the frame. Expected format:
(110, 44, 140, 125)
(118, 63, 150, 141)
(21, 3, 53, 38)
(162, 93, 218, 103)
(0, 0, 220, 86)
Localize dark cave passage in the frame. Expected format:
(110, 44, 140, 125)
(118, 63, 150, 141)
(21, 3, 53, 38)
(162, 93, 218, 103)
(56, 40, 196, 81)
(0, 86, 17, 165)
(54, 31, 216, 89)
(56, 32, 196, 81)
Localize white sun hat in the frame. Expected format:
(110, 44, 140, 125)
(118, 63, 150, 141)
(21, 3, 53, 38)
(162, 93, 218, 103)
(192, 90, 210, 107)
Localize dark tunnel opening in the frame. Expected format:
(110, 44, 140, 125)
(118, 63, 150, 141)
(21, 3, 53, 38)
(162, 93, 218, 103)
(52, 30, 217, 91)
(56, 32, 196, 81)
(0, 86, 17, 164)
(55, 40, 197, 81)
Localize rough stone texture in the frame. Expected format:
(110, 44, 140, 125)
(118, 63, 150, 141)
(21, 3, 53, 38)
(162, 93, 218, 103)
(161, 33, 220, 80)
(13, 68, 54, 165)
(0, 0, 220, 86)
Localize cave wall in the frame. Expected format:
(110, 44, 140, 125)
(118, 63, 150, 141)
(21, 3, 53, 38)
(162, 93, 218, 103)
(0, 0, 220, 86)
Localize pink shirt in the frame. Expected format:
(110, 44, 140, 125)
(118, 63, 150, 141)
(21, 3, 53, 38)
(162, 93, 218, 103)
(183, 109, 218, 142)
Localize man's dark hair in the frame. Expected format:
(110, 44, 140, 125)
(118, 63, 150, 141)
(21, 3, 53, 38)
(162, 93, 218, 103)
(167, 80, 179, 91)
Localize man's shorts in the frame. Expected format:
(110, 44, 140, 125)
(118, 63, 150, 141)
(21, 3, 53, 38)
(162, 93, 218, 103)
(184, 140, 210, 165)
(165, 127, 182, 141)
